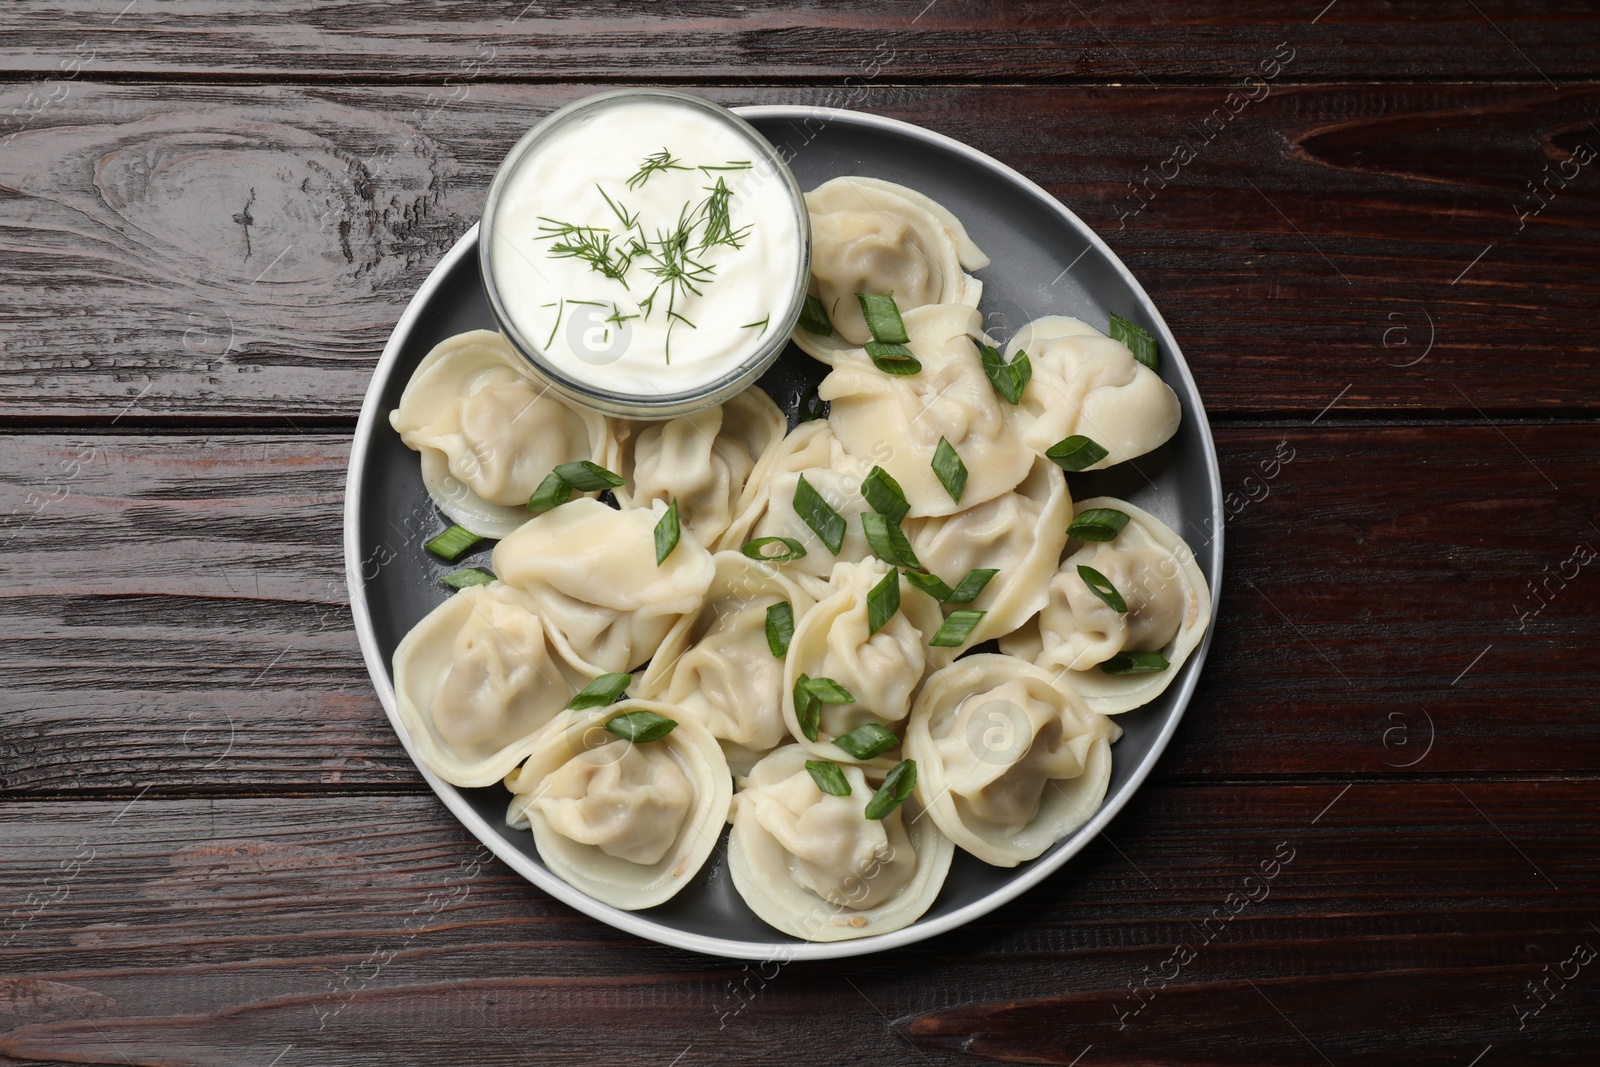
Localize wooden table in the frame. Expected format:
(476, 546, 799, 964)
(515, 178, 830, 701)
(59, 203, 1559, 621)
(4, 3, 1598, 1064)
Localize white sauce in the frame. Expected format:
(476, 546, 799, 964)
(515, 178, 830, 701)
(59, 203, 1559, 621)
(488, 98, 804, 396)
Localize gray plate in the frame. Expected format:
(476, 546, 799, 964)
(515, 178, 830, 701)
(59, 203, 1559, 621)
(344, 106, 1224, 960)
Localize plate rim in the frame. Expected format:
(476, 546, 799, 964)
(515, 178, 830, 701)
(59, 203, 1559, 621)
(343, 104, 1225, 961)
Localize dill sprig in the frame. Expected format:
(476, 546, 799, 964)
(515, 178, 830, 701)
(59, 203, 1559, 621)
(535, 218, 633, 283)
(627, 148, 690, 191)
(698, 176, 752, 252)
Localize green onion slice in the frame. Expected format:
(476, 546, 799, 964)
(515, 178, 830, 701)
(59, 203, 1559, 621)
(931, 436, 968, 503)
(793, 474, 846, 555)
(1100, 650, 1171, 675)
(799, 294, 832, 336)
(832, 723, 899, 761)
(930, 609, 986, 647)
(903, 569, 955, 602)
(866, 568, 900, 635)
(603, 709, 677, 742)
(860, 465, 910, 523)
(800, 676, 856, 704)
(1046, 435, 1109, 472)
(653, 498, 680, 565)
(527, 470, 575, 513)
(1077, 564, 1128, 613)
(860, 512, 922, 570)
(1068, 507, 1132, 542)
(425, 524, 484, 561)
(742, 536, 807, 563)
(1110, 313, 1159, 370)
(864, 759, 917, 820)
(798, 391, 828, 422)
(552, 460, 625, 493)
(441, 567, 495, 590)
(805, 760, 853, 797)
(765, 601, 794, 658)
(978, 342, 1032, 405)
(946, 568, 999, 605)
(856, 293, 909, 345)
(794, 674, 855, 742)
(568, 672, 633, 710)
(865, 341, 923, 375)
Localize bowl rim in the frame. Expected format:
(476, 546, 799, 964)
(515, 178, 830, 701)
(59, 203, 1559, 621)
(344, 103, 1225, 961)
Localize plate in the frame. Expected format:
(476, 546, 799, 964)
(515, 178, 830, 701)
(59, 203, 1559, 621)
(344, 105, 1224, 960)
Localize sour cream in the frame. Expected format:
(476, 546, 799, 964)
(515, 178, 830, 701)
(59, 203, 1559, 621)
(481, 91, 808, 413)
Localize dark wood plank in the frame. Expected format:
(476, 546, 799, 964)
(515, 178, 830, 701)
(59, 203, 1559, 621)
(1, 83, 1598, 422)
(2, 1, 1597, 83)
(0, 782, 1593, 1065)
(3, 424, 1596, 792)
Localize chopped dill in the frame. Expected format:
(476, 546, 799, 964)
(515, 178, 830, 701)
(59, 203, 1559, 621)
(741, 315, 770, 331)
(627, 148, 690, 191)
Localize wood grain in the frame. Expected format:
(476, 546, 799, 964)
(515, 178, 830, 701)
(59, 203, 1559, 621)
(2, 83, 1598, 423)
(3, 424, 1596, 792)
(3, 1, 1597, 83)
(0, 782, 1593, 1065)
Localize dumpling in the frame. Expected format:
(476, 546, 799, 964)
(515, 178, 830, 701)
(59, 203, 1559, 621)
(389, 330, 619, 538)
(794, 176, 987, 363)
(715, 420, 876, 600)
(616, 387, 788, 547)
(504, 702, 732, 910)
(391, 582, 595, 787)
(727, 745, 953, 941)
(904, 454, 1071, 651)
(1003, 315, 1181, 470)
(781, 559, 947, 768)
(492, 497, 716, 673)
(820, 304, 1031, 517)
(1001, 496, 1211, 714)
(905, 655, 1120, 866)
(639, 551, 817, 774)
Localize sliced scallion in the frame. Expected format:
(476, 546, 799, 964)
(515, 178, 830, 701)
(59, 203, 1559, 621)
(799, 294, 832, 336)
(903, 569, 954, 602)
(860, 465, 910, 523)
(794, 674, 855, 742)
(765, 601, 794, 658)
(441, 567, 495, 590)
(794, 474, 846, 554)
(425, 524, 483, 561)
(1046, 434, 1109, 472)
(742, 536, 808, 563)
(856, 292, 909, 345)
(568, 672, 633, 710)
(832, 723, 899, 761)
(805, 760, 852, 797)
(1068, 507, 1132, 542)
(860, 512, 922, 570)
(978, 342, 1032, 405)
(946, 568, 999, 605)
(866, 568, 900, 635)
(1077, 564, 1128, 613)
(653, 497, 680, 565)
(929, 609, 986, 647)
(527, 470, 575, 513)
(864, 759, 917, 820)
(603, 709, 677, 742)
(932, 436, 967, 503)
(865, 341, 923, 375)
(1100, 650, 1171, 675)
(1110, 313, 1159, 370)
(552, 460, 625, 493)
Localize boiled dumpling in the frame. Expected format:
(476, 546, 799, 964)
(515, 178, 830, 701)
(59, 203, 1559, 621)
(389, 330, 619, 538)
(392, 582, 596, 787)
(794, 177, 986, 363)
(781, 559, 947, 767)
(1003, 316, 1181, 471)
(820, 304, 1031, 517)
(727, 745, 953, 941)
(492, 497, 715, 673)
(904, 454, 1071, 651)
(716, 420, 876, 600)
(905, 655, 1120, 866)
(1001, 496, 1210, 714)
(639, 551, 817, 774)
(616, 386, 787, 547)
(505, 702, 732, 910)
